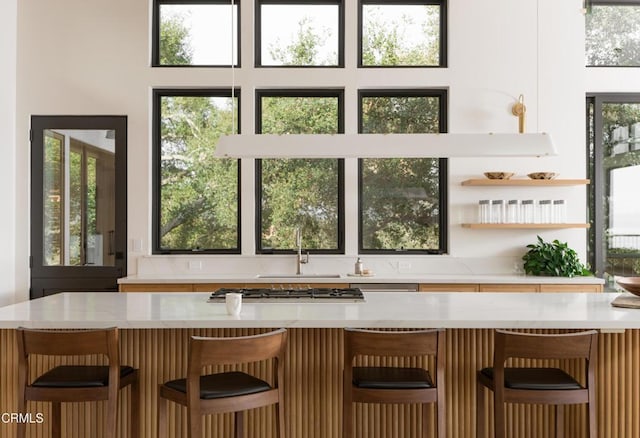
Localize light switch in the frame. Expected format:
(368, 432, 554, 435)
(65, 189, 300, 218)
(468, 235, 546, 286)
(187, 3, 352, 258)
(131, 239, 143, 252)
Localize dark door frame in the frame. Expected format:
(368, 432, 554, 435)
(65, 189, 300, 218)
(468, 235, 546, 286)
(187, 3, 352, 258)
(30, 115, 127, 299)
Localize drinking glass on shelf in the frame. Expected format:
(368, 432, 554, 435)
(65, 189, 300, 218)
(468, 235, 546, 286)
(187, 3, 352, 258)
(522, 200, 535, 223)
(539, 200, 552, 223)
(478, 200, 491, 223)
(491, 200, 505, 223)
(553, 200, 567, 223)
(506, 199, 520, 223)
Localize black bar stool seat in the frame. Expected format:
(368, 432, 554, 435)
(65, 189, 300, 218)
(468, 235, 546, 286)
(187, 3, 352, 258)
(479, 367, 583, 391)
(32, 365, 136, 388)
(353, 366, 433, 389)
(164, 371, 271, 399)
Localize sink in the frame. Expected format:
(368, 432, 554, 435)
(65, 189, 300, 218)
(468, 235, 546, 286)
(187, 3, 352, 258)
(257, 274, 342, 279)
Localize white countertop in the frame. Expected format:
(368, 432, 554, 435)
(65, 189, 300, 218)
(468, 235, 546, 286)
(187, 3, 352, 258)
(0, 291, 635, 329)
(118, 274, 604, 285)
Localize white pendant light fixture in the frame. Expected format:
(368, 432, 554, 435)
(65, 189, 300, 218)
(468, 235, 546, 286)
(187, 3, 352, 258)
(215, 0, 556, 159)
(214, 132, 556, 158)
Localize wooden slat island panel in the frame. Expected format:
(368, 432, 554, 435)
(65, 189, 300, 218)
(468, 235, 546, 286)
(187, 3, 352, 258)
(1, 327, 639, 438)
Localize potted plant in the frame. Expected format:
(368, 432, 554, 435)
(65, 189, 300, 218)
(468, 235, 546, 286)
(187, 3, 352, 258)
(522, 236, 591, 277)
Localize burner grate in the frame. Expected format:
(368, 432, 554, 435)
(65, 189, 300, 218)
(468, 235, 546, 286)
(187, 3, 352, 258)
(208, 287, 364, 302)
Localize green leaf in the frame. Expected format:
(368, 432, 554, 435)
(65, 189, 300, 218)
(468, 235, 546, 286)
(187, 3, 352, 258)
(521, 236, 591, 277)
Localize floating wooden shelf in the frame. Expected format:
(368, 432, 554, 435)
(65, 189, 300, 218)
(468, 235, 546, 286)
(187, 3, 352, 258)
(461, 223, 590, 229)
(461, 179, 590, 186)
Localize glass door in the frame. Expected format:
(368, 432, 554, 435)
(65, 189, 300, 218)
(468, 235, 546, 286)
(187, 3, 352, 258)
(31, 116, 127, 298)
(588, 95, 640, 289)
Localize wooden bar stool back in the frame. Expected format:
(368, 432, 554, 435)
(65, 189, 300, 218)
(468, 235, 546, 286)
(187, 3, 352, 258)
(477, 329, 598, 438)
(343, 328, 446, 438)
(157, 328, 287, 438)
(16, 326, 139, 438)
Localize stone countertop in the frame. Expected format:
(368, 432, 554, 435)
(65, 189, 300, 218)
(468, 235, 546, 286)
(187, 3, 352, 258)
(0, 291, 633, 329)
(117, 273, 604, 285)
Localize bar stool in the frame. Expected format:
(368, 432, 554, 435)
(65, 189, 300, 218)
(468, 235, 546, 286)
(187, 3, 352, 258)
(157, 328, 287, 438)
(343, 328, 445, 438)
(476, 329, 598, 438)
(16, 327, 139, 438)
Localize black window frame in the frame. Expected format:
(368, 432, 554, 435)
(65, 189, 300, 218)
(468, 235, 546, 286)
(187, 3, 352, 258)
(255, 0, 345, 68)
(586, 0, 640, 68)
(586, 92, 640, 278)
(255, 88, 345, 254)
(358, 88, 448, 254)
(152, 0, 241, 68)
(590, 0, 640, 5)
(152, 88, 242, 254)
(358, 0, 448, 68)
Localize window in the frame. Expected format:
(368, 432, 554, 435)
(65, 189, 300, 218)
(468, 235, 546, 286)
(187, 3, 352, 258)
(153, 90, 240, 253)
(587, 94, 640, 287)
(256, 90, 344, 253)
(43, 130, 64, 265)
(359, 90, 447, 253)
(42, 130, 116, 266)
(153, 0, 239, 66)
(586, 0, 640, 67)
(359, 0, 446, 67)
(150, 1, 449, 256)
(256, 0, 344, 66)
(68, 141, 105, 266)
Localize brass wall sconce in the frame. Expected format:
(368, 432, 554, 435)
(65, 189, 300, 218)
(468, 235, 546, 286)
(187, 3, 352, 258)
(512, 94, 527, 133)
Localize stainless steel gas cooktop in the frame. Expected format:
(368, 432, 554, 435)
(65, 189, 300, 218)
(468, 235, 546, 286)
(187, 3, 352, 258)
(208, 287, 365, 303)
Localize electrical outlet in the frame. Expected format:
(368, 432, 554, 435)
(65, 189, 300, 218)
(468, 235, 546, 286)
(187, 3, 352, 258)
(398, 261, 412, 272)
(188, 261, 202, 271)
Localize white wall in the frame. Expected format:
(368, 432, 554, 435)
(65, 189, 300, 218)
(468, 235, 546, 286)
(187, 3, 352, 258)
(449, 0, 587, 260)
(450, 0, 640, 267)
(16, 0, 150, 301)
(1, 0, 17, 306)
(14, 0, 599, 296)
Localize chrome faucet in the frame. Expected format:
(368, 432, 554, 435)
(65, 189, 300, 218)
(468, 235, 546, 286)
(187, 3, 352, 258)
(295, 227, 309, 275)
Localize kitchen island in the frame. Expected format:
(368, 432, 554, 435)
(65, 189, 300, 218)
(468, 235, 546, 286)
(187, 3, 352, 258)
(0, 291, 637, 438)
